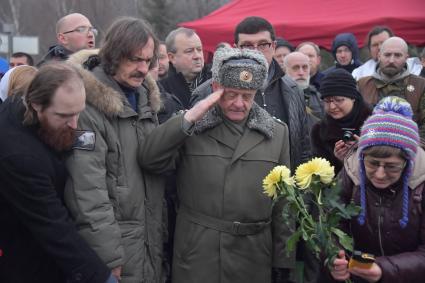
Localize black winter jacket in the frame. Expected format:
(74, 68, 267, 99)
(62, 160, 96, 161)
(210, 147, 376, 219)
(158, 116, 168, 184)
(310, 102, 371, 173)
(0, 97, 110, 283)
(159, 64, 211, 109)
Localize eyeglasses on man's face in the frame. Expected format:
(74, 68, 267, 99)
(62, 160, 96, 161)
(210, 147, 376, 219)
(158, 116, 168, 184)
(363, 157, 406, 174)
(239, 42, 273, 51)
(63, 26, 98, 37)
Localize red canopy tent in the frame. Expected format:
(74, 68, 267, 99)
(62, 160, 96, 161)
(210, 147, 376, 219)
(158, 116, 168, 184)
(181, 0, 425, 54)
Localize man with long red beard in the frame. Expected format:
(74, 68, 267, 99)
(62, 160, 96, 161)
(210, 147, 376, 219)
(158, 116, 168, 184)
(0, 63, 117, 283)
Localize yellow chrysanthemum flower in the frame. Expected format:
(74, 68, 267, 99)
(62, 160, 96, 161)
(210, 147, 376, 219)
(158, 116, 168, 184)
(295, 158, 335, 189)
(263, 165, 292, 199)
(280, 167, 295, 187)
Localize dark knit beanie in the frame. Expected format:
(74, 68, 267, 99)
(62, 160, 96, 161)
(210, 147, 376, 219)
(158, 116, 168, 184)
(319, 69, 361, 100)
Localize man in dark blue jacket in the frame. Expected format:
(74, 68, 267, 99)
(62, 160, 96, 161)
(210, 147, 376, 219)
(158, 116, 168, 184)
(323, 32, 362, 74)
(0, 63, 116, 283)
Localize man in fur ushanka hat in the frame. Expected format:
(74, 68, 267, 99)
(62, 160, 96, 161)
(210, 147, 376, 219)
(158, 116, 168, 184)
(139, 47, 295, 283)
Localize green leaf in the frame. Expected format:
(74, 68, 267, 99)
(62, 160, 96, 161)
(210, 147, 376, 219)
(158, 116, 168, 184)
(345, 203, 362, 216)
(286, 229, 302, 253)
(331, 227, 353, 252)
(326, 212, 341, 228)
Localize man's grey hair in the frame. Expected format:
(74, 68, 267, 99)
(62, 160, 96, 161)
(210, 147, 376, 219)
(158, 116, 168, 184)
(165, 27, 197, 54)
(296, 41, 321, 56)
(283, 52, 310, 71)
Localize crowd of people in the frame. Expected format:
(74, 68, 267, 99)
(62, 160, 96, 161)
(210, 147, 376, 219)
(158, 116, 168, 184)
(0, 11, 424, 283)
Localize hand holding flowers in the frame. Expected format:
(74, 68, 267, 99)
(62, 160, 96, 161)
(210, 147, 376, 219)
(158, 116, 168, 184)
(263, 158, 360, 281)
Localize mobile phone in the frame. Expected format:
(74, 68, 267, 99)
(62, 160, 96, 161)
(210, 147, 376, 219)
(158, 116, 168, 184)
(348, 250, 375, 269)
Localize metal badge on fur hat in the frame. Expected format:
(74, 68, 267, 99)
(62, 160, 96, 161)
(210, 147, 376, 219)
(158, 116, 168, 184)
(211, 47, 268, 90)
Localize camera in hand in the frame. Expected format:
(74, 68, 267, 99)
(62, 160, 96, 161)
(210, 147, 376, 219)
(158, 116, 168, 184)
(342, 128, 357, 142)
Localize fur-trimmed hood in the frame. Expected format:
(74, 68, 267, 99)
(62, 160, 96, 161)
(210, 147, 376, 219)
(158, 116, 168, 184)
(194, 102, 276, 139)
(67, 49, 161, 116)
(344, 147, 425, 189)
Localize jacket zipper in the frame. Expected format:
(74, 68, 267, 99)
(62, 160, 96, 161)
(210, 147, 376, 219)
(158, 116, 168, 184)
(261, 91, 267, 107)
(377, 195, 385, 256)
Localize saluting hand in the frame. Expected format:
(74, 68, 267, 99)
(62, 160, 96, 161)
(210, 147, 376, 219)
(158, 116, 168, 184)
(184, 89, 224, 123)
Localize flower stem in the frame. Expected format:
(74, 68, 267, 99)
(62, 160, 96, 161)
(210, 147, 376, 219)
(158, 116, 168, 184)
(277, 183, 315, 228)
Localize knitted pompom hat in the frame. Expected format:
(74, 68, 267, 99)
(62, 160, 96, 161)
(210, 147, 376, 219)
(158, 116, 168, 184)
(357, 96, 419, 228)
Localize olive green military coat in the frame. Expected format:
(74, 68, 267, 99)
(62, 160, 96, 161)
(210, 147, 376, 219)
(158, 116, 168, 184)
(140, 104, 295, 283)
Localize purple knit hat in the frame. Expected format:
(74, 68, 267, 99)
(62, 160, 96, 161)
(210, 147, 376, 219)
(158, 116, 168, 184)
(357, 96, 419, 228)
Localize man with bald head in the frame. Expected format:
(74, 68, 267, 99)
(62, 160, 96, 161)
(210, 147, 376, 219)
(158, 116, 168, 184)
(283, 52, 324, 126)
(283, 52, 311, 90)
(39, 13, 97, 65)
(358, 36, 425, 146)
(296, 42, 324, 89)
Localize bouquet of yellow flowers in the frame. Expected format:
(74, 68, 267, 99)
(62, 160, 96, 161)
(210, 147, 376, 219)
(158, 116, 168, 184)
(263, 157, 360, 274)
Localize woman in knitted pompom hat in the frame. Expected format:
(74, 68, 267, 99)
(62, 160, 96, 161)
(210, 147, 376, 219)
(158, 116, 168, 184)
(329, 96, 425, 283)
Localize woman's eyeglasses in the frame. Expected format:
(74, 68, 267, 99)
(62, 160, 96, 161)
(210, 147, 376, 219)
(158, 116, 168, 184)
(322, 97, 347, 106)
(363, 157, 406, 174)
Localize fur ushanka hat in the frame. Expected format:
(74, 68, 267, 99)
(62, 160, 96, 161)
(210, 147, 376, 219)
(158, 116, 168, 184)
(211, 47, 268, 90)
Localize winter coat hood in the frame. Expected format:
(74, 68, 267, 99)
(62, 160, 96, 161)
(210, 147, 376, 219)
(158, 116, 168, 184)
(344, 147, 425, 189)
(331, 33, 362, 65)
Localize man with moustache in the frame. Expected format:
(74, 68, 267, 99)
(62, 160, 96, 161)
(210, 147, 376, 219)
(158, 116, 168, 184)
(63, 17, 166, 283)
(296, 42, 324, 89)
(358, 36, 425, 147)
(352, 26, 394, 80)
(39, 13, 97, 65)
(0, 63, 116, 283)
(160, 27, 211, 109)
(352, 26, 422, 81)
(283, 52, 324, 124)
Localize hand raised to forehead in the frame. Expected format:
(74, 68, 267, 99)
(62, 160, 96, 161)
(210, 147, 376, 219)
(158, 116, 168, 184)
(184, 89, 224, 123)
